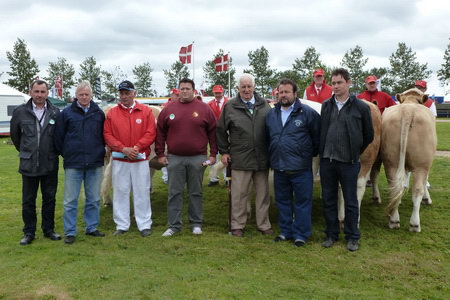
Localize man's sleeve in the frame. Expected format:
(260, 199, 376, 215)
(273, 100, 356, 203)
(309, 110, 321, 157)
(155, 109, 167, 157)
(216, 103, 230, 155)
(206, 108, 217, 157)
(53, 110, 66, 155)
(9, 108, 21, 152)
(360, 103, 374, 153)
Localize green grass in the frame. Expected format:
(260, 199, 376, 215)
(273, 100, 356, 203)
(0, 137, 449, 299)
(437, 121, 450, 150)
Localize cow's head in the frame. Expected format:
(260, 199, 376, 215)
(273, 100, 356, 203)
(395, 88, 428, 104)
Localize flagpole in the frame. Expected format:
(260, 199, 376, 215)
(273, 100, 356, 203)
(228, 52, 231, 97)
(192, 41, 195, 82)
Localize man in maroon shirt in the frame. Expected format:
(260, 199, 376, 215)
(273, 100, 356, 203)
(156, 78, 217, 237)
(357, 75, 396, 114)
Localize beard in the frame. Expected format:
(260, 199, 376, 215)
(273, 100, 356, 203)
(280, 98, 294, 107)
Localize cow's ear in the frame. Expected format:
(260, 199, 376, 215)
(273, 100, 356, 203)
(396, 94, 403, 103)
(421, 95, 428, 104)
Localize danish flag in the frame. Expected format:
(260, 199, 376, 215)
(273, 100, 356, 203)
(214, 54, 229, 72)
(179, 44, 193, 64)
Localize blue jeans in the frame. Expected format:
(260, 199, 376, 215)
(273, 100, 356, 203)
(63, 167, 103, 236)
(320, 159, 360, 241)
(274, 169, 313, 241)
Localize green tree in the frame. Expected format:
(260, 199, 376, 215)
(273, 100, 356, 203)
(133, 62, 154, 97)
(386, 42, 432, 94)
(437, 38, 450, 91)
(244, 46, 276, 97)
(44, 57, 76, 100)
(163, 61, 190, 95)
(5, 38, 40, 93)
(79, 56, 102, 98)
(292, 46, 329, 95)
(100, 66, 127, 99)
(202, 49, 236, 96)
(341, 45, 368, 94)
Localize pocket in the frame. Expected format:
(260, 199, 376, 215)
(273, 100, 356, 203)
(19, 151, 32, 159)
(22, 120, 35, 137)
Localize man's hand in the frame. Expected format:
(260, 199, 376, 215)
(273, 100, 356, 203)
(221, 154, 231, 166)
(158, 156, 169, 166)
(123, 147, 138, 160)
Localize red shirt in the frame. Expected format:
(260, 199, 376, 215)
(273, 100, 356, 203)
(357, 90, 396, 114)
(156, 99, 217, 157)
(304, 82, 333, 103)
(207, 97, 228, 119)
(103, 102, 156, 162)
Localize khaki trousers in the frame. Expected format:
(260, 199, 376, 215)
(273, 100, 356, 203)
(230, 169, 271, 231)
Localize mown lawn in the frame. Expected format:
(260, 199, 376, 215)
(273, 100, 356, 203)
(0, 137, 448, 299)
(436, 121, 450, 150)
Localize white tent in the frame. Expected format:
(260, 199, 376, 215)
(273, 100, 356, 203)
(0, 83, 29, 135)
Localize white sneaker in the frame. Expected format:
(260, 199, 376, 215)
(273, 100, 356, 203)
(192, 227, 202, 235)
(162, 228, 176, 237)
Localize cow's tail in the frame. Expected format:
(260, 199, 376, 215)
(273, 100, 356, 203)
(387, 109, 413, 215)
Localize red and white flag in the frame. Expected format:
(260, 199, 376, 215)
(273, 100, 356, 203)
(214, 54, 228, 72)
(179, 44, 193, 64)
(55, 75, 63, 98)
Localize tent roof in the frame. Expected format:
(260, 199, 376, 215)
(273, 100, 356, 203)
(0, 83, 30, 99)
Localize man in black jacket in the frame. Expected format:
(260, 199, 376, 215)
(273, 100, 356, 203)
(10, 80, 61, 245)
(319, 68, 374, 251)
(54, 81, 106, 244)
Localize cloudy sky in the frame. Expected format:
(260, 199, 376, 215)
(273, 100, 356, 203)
(0, 0, 449, 96)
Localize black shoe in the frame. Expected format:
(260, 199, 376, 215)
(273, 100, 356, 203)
(64, 236, 75, 244)
(321, 237, 336, 248)
(44, 231, 62, 241)
(273, 235, 288, 242)
(347, 239, 359, 251)
(294, 239, 306, 247)
(86, 230, 105, 237)
(140, 229, 152, 237)
(113, 230, 127, 236)
(207, 181, 219, 187)
(20, 234, 34, 246)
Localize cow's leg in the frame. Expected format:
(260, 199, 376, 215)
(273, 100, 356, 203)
(422, 175, 432, 205)
(410, 172, 426, 232)
(385, 167, 401, 229)
(338, 185, 344, 231)
(356, 173, 370, 227)
(370, 158, 382, 204)
(101, 157, 113, 206)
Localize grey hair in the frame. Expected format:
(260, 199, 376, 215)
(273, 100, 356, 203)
(238, 73, 256, 87)
(76, 80, 93, 94)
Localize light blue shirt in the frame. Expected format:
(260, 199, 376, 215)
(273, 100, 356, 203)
(335, 97, 349, 111)
(281, 104, 294, 126)
(76, 100, 90, 113)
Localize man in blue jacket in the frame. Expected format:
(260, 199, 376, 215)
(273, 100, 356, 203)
(266, 78, 320, 246)
(54, 81, 106, 244)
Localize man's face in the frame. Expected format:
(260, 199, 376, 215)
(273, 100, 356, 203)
(416, 86, 426, 93)
(30, 83, 49, 107)
(214, 92, 224, 100)
(313, 75, 324, 86)
(179, 82, 194, 103)
(278, 84, 296, 107)
(119, 89, 136, 107)
(331, 75, 351, 99)
(366, 81, 377, 92)
(238, 78, 255, 101)
(76, 87, 92, 107)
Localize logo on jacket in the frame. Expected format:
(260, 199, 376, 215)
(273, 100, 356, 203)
(169, 113, 175, 120)
(49, 119, 55, 125)
(192, 112, 199, 118)
(136, 118, 142, 124)
(294, 119, 303, 127)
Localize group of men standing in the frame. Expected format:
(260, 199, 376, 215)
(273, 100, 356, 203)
(12, 67, 432, 251)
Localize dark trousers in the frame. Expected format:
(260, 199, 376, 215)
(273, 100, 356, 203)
(22, 172, 58, 236)
(320, 159, 360, 241)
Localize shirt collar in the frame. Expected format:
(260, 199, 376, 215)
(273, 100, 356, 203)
(241, 95, 255, 105)
(32, 101, 47, 110)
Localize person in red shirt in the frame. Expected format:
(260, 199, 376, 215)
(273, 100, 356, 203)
(207, 85, 228, 186)
(162, 88, 180, 108)
(156, 78, 217, 237)
(357, 75, 396, 114)
(303, 69, 333, 103)
(103, 80, 156, 237)
(415, 80, 437, 117)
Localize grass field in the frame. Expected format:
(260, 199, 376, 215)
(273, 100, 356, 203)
(0, 137, 448, 299)
(437, 121, 450, 150)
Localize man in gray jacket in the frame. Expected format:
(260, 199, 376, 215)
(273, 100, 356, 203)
(217, 74, 273, 237)
(10, 80, 61, 245)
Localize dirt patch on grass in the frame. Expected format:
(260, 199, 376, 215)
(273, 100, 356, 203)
(436, 151, 450, 157)
(15, 284, 72, 300)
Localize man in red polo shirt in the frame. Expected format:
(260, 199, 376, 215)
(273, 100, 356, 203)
(303, 69, 333, 103)
(415, 80, 437, 117)
(357, 75, 396, 114)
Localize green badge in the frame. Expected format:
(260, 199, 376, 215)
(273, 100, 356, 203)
(169, 113, 175, 120)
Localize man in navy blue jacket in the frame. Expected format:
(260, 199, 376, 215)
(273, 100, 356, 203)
(54, 81, 106, 244)
(266, 78, 320, 246)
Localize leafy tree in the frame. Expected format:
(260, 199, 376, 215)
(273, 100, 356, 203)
(292, 46, 329, 95)
(341, 45, 368, 94)
(437, 38, 450, 91)
(5, 38, 40, 93)
(202, 49, 236, 96)
(79, 56, 102, 98)
(100, 66, 127, 99)
(386, 42, 432, 94)
(133, 62, 154, 97)
(44, 57, 76, 100)
(244, 46, 276, 97)
(163, 61, 190, 94)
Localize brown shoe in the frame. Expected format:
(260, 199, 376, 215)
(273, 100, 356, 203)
(231, 229, 244, 237)
(259, 228, 274, 235)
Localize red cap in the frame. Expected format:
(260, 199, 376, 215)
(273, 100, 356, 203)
(212, 85, 224, 93)
(313, 69, 325, 76)
(170, 88, 180, 95)
(365, 75, 378, 83)
(415, 80, 427, 89)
